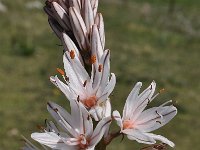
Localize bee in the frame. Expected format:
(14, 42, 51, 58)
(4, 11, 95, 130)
(140, 143, 168, 150)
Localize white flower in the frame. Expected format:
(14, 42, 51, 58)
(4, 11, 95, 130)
(50, 48, 116, 121)
(22, 135, 50, 150)
(113, 81, 177, 147)
(31, 100, 112, 150)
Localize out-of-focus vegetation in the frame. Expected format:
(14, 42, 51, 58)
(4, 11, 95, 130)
(0, 0, 199, 149)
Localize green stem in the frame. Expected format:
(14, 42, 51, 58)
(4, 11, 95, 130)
(96, 138, 107, 150)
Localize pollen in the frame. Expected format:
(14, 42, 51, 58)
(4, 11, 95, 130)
(57, 68, 65, 75)
(70, 50, 75, 59)
(98, 64, 103, 72)
(90, 55, 96, 64)
(83, 96, 97, 108)
(123, 120, 134, 129)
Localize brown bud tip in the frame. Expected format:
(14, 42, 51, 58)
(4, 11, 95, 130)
(98, 64, 103, 72)
(70, 50, 75, 59)
(57, 68, 65, 75)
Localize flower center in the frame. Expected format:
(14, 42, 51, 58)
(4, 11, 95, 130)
(82, 96, 97, 108)
(123, 120, 134, 129)
(78, 134, 89, 149)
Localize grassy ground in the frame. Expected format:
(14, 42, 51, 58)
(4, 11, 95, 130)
(0, 0, 199, 149)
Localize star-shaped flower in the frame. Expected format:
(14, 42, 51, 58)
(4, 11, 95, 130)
(50, 48, 116, 121)
(31, 100, 112, 150)
(113, 81, 177, 147)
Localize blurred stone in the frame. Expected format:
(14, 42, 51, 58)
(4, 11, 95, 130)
(0, 1, 7, 13)
(140, 3, 152, 18)
(8, 128, 19, 137)
(25, 1, 43, 10)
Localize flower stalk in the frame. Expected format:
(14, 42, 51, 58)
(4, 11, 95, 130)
(22, 0, 178, 150)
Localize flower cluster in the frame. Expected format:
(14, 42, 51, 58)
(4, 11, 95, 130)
(23, 0, 177, 150)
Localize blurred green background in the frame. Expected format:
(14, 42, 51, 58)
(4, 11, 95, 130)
(0, 0, 199, 149)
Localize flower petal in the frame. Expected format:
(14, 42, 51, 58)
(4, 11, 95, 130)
(82, 0, 94, 31)
(69, 7, 88, 50)
(135, 105, 177, 132)
(61, 33, 83, 64)
(90, 0, 98, 17)
(104, 100, 112, 118)
(90, 116, 112, 147)
(47, 102, 78, 137)
(112, 110, 123, 129)
(63, 52, 88, 96)
(96, 50, 110, 97)
(48, 18, 62, 39)
(50, 76, 75, 100)
(91, 24, 103, 62)
(123, 129, 156, 145)
(79, 103, 93, 137)
(122, 82, 142, 120)
(98, 73, 116, 103)
(94, 13, 105, 49)
(52, 2, 71, 30)
(145, 133, 175, 147)
(31, 132, 66, 149)
(130, 81, 156, 121)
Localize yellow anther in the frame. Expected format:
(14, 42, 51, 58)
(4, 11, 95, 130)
(57, 68, 65, 76)
(90, 55, 96, 64)
(70, 50, 75, 59)
(98, 64, 103, 72)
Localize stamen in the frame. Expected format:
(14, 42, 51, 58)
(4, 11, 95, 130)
(56, 68, 69, 84)
(90, 55, 96, 64)
(77, 95, 80, 102)
(57, 68, 65, 75)
(70, 50, 75, 59)
(150, 92, 159, 102)
(64, 76, 69, 83)
(147, 98, 150, 105)
(98, 64, 103, 72)
(156, 121, 162, 124)
(156, 110, 163, 119)
(160, 100, 173, 107)
(83, 80, 87, 87)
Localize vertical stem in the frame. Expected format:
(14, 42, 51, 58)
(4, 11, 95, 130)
(96, 139, 107, 150)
